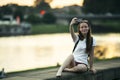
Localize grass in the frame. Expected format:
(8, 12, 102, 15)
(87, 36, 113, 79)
(31, 24, 69, 34)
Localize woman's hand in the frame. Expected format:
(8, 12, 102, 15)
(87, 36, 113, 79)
(89, 68, 97, 74)
(70, 17, 78, 26)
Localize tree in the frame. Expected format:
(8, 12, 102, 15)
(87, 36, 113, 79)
(26, 14, 41, 24)
(0, 5, 13, 15)
(82, 0, 120, 14)
(42, 12, 56, 24)
(35, 0, 51, 11)
(13, 9, 24, 21)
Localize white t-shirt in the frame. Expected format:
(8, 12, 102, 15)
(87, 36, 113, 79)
(72, 36, 96, 66)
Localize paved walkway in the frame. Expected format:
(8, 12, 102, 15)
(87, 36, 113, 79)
(2, 58, 120, 80)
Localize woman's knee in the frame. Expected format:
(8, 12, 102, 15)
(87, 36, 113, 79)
(67, 54, 74, 60)
(69, 54, 74, 58)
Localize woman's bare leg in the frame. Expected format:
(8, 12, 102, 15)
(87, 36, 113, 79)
(56, 54, 74, 77)
(66, 58, 75, 68)
(64, 64, 88, 72)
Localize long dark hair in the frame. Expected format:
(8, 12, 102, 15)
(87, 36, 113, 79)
(77, 20, 92, 54)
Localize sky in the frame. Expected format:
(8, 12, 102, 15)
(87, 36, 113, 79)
(0, 0, 84, 8)
(0, 0, 35, 7)
(49, 0, 84, 8)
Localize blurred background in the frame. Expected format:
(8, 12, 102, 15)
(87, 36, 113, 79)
(0, 0, 120, 73)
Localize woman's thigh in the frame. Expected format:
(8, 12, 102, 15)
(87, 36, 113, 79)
(66, 55, 75, 68)
(75, 64, 88, 72)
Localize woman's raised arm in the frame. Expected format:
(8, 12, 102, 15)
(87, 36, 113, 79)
(69, 17, 78, 42)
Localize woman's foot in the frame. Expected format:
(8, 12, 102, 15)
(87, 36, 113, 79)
(56, 72, 61, 77)
(63, 68, 71, 72)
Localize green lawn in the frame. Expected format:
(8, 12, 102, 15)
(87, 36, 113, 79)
(31, 24, 69, 34)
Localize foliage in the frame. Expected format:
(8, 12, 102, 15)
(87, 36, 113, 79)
(13, 9, 24, 21)
(36, 0, 51, 10)
(33, 0, 51, 13)
(26, 12, 57, 24)
(83, 0, 120, 14)
(25, 14, 41, 24)
(42, 12, 56, 24)
(0, 14, 3, 19)
(0, 5, 13, 15)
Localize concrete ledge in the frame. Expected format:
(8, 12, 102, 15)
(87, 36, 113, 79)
(47, 67, 120, 80)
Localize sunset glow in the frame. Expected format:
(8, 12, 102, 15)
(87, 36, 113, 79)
(0, 0, 84, 8)
(50, 0, 84, 8)
(0, 0, 35, 6)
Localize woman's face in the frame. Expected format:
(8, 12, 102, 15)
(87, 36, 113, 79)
(79, 22, 89, 35)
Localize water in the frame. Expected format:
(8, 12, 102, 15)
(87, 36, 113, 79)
(0, 33, 120, 72)
(94, 33, 120, 59)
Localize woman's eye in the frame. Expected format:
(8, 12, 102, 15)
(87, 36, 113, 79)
(84, 26, 88, 28)
(80, 27, 83, 28)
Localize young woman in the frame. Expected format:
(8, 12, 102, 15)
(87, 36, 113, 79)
(56, 17, 96, 77)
